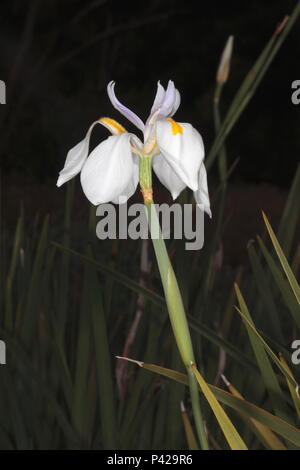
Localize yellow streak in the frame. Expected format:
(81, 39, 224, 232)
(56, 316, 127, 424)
(165, 118, 183, 135)
(99, 117, 127, 134)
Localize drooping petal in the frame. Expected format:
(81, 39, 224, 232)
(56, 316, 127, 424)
(112, 154, 139, 204)
(99, 117, 127, 135)
(57, 120, 100, 187)
(80, 133, 134, 205)
(193, 162, 212, 218)
(156, 119, 204, 191)
(100, 117, 143, 154)
(153, 154, 186, 200)
(107, 81, 145, 132)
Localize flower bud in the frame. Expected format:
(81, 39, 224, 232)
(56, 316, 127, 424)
(216, 35, 234, 84)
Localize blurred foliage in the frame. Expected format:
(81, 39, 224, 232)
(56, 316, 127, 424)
(0, 0, 299, 451)
(0, 160, 299, 449)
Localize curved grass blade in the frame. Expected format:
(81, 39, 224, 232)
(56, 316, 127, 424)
(89, 268, 117, 449)
(279, 354, 300, 421)
(51, 242, 273, 379)
(51, 241, 165, 309)
(262, 211, 300, 305)
(247, 243, 283, 342)
(57, 179, 75, 342)
(117, 359, 300, 446)
(5, 211, 23, 331)
(257, 235, 300, 329)
(0, 328, 81, 447)
(180, 401, 199, 450)
(188, 315, 257, 372)
(191, 363, 248, 450)
(221, 374, 287, 450)
(234, 283, 292, 421)
(22, 215, 49, 344)
(292, 243, 300, 277)
(234, 285, 298, 391)
(277, 164, 300, 257)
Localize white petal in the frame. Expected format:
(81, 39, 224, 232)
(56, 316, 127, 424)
(57, 120, 100, 187)
(156, 120, 204, 191)
(193, 162, 211, 218)
(99, 117, 143, 153)
(80, 133, 134, 205)
(153, 154, 186, 200)
(112, 154, 139, 204)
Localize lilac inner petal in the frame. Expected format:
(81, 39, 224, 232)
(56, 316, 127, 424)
(150, 81, 166, 115)
(170, 89, 181, 117)
(158, 80, 176, 118)
(107, 81, 145, 132)
(144, 81, 181, 142)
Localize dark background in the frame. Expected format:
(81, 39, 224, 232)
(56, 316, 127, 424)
(0, 0, 299, 187)
(0, 2, 299, 451)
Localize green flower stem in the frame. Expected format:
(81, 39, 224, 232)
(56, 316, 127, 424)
(139, 154, 153, 193)
(144, 198, 209, 450)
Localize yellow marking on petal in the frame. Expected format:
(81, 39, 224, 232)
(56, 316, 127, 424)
(165, 118, 183, 135)
(99, 117, 127, 135)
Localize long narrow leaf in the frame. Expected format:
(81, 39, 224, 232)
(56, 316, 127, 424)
(116, 358, 300, 446)
(262, 211, 300, 305)
(191, 363, 248, 450)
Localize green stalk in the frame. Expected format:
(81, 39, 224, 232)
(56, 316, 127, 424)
(144, 201, 208, 449)
(139, 155, 208, 448)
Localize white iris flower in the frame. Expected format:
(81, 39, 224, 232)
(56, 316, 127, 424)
(57, 80, 211, 217)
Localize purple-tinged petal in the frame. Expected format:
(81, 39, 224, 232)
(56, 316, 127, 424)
(159, 80, 176, 118)
(170, 89, 181, 117)
(107, 81, 145, 132)
(144, 81, 181, 142)
(150, 81, 166, 115)
(144, 107, 162, 144)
